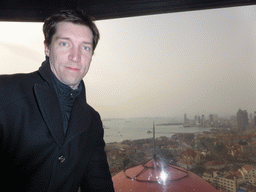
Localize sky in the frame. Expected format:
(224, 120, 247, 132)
(1, 5, 256, 119)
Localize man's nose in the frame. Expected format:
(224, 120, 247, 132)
(68, 47, 81, 63)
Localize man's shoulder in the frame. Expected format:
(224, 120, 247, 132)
(0, 70, 40, 86)
(87, 104, 100, 119)
(0, 71, 41, 109)
(84, 104, 103, 126)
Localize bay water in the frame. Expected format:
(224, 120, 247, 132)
(103, 117, 212, 143)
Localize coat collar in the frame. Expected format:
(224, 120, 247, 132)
(38, 58, 54, 87)
(34, 59, 91, 147)
(65, 89, 92, 144)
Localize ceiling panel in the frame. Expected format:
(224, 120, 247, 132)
(1, 0, 256, 21)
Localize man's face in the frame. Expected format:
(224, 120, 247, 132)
(45, 22, 93, 89)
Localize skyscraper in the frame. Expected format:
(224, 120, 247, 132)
(249, 113, 253, 124)
(184, 113, 187, 124)
(237, 109, 248, 130)
(254, 111, 256, 127)
(202, 115, 205, 127)
(209, 114, 213, 126)
(197, 115, 201, 126)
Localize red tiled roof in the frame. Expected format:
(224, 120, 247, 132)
(205, 161, 223, 166)
(205, 168, 215, 173)
(112, 158, 218, 192)
(178, 159, 193, 165)
(228, 171, 242, 177)
(226, 175, 235, 179)
(180, 149, 197, 158)
(243, 165, 254, 171)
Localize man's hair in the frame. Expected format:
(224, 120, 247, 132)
(43, 10, 100, 53)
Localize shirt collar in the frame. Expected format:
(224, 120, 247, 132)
(38, 57, 85, 101)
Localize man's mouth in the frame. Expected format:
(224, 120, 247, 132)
(66, 67, 79, 72)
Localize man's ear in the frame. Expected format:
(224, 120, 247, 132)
(44, 41, 50, 57)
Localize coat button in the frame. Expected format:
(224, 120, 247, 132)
(58, 155, 65, 163)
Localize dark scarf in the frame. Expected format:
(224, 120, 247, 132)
(51, 70, 82, 135)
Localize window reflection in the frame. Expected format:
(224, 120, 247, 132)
(1, 3, 256, 192)
(101, 5, 256, 191)
(105, 113, 256, 191)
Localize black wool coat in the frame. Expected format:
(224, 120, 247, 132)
(0, 61, 114, 192)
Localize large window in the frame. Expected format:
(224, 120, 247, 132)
(1, 4, 256, 191)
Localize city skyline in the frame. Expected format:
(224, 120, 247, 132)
(184, 109, 255, 120)
(1, 5, 256, 119)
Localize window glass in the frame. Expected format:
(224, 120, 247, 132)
(1, 4, 256, 191)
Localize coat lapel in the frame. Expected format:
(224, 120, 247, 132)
(34, 83, 65, 147)
(65, 88, 91, 143)
(34, 59, 91, 146)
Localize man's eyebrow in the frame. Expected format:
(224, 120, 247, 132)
(55, 37, 70, 41)
(55, 37, 93, 45)
(82, 41, 93, 45)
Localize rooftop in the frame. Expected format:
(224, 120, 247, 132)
(112, 157, 218, 192)
(243, 165, 254, 171)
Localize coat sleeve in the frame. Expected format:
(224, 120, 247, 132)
(80, 112, 114, 192)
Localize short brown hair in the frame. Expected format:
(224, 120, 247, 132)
(43, 10, 100, 53)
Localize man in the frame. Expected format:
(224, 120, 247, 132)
(0, 10, 114, 192)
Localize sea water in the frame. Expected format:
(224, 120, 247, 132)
(103, 117, 212, 143)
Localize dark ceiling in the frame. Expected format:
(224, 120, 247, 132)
(1, 0, 256, 22)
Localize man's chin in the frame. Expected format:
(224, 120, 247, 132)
(63, 79, 80, 89)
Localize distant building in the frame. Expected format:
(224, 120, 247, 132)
(213, 114, 218, 123)
(205, 161, 225, 170)
(254, 111, 256, 127)
(239, 165, 256, 183)
(197, 115, 201, 126)
(209, 114, 214, 126)
(249, 113, 253, 124)
(202, 171, 242, 192)
(177, 148, 201, 169)
(184, 113, 187, 124)
(237, 109, 248, 130)
(209, 114, 218, 127)
(202, 115, 205, 126)
(249, 178, 256, 186)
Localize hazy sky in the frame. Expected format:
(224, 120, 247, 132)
(1, 5, 256, 119)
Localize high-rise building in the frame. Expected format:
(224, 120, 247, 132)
(197, 115, 201, 126)
(202, 115, 205, 126)
(213, 114, 218, 123)
(184, 113, 187, 124)
(254, 111, 256, 127)
(237, 109, 248, 130)
(209, 114, 213, 126)
(249, 113, 253, 124)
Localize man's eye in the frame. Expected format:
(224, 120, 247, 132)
(60, 42, 68, 46)
(82, 46, 90, 51)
